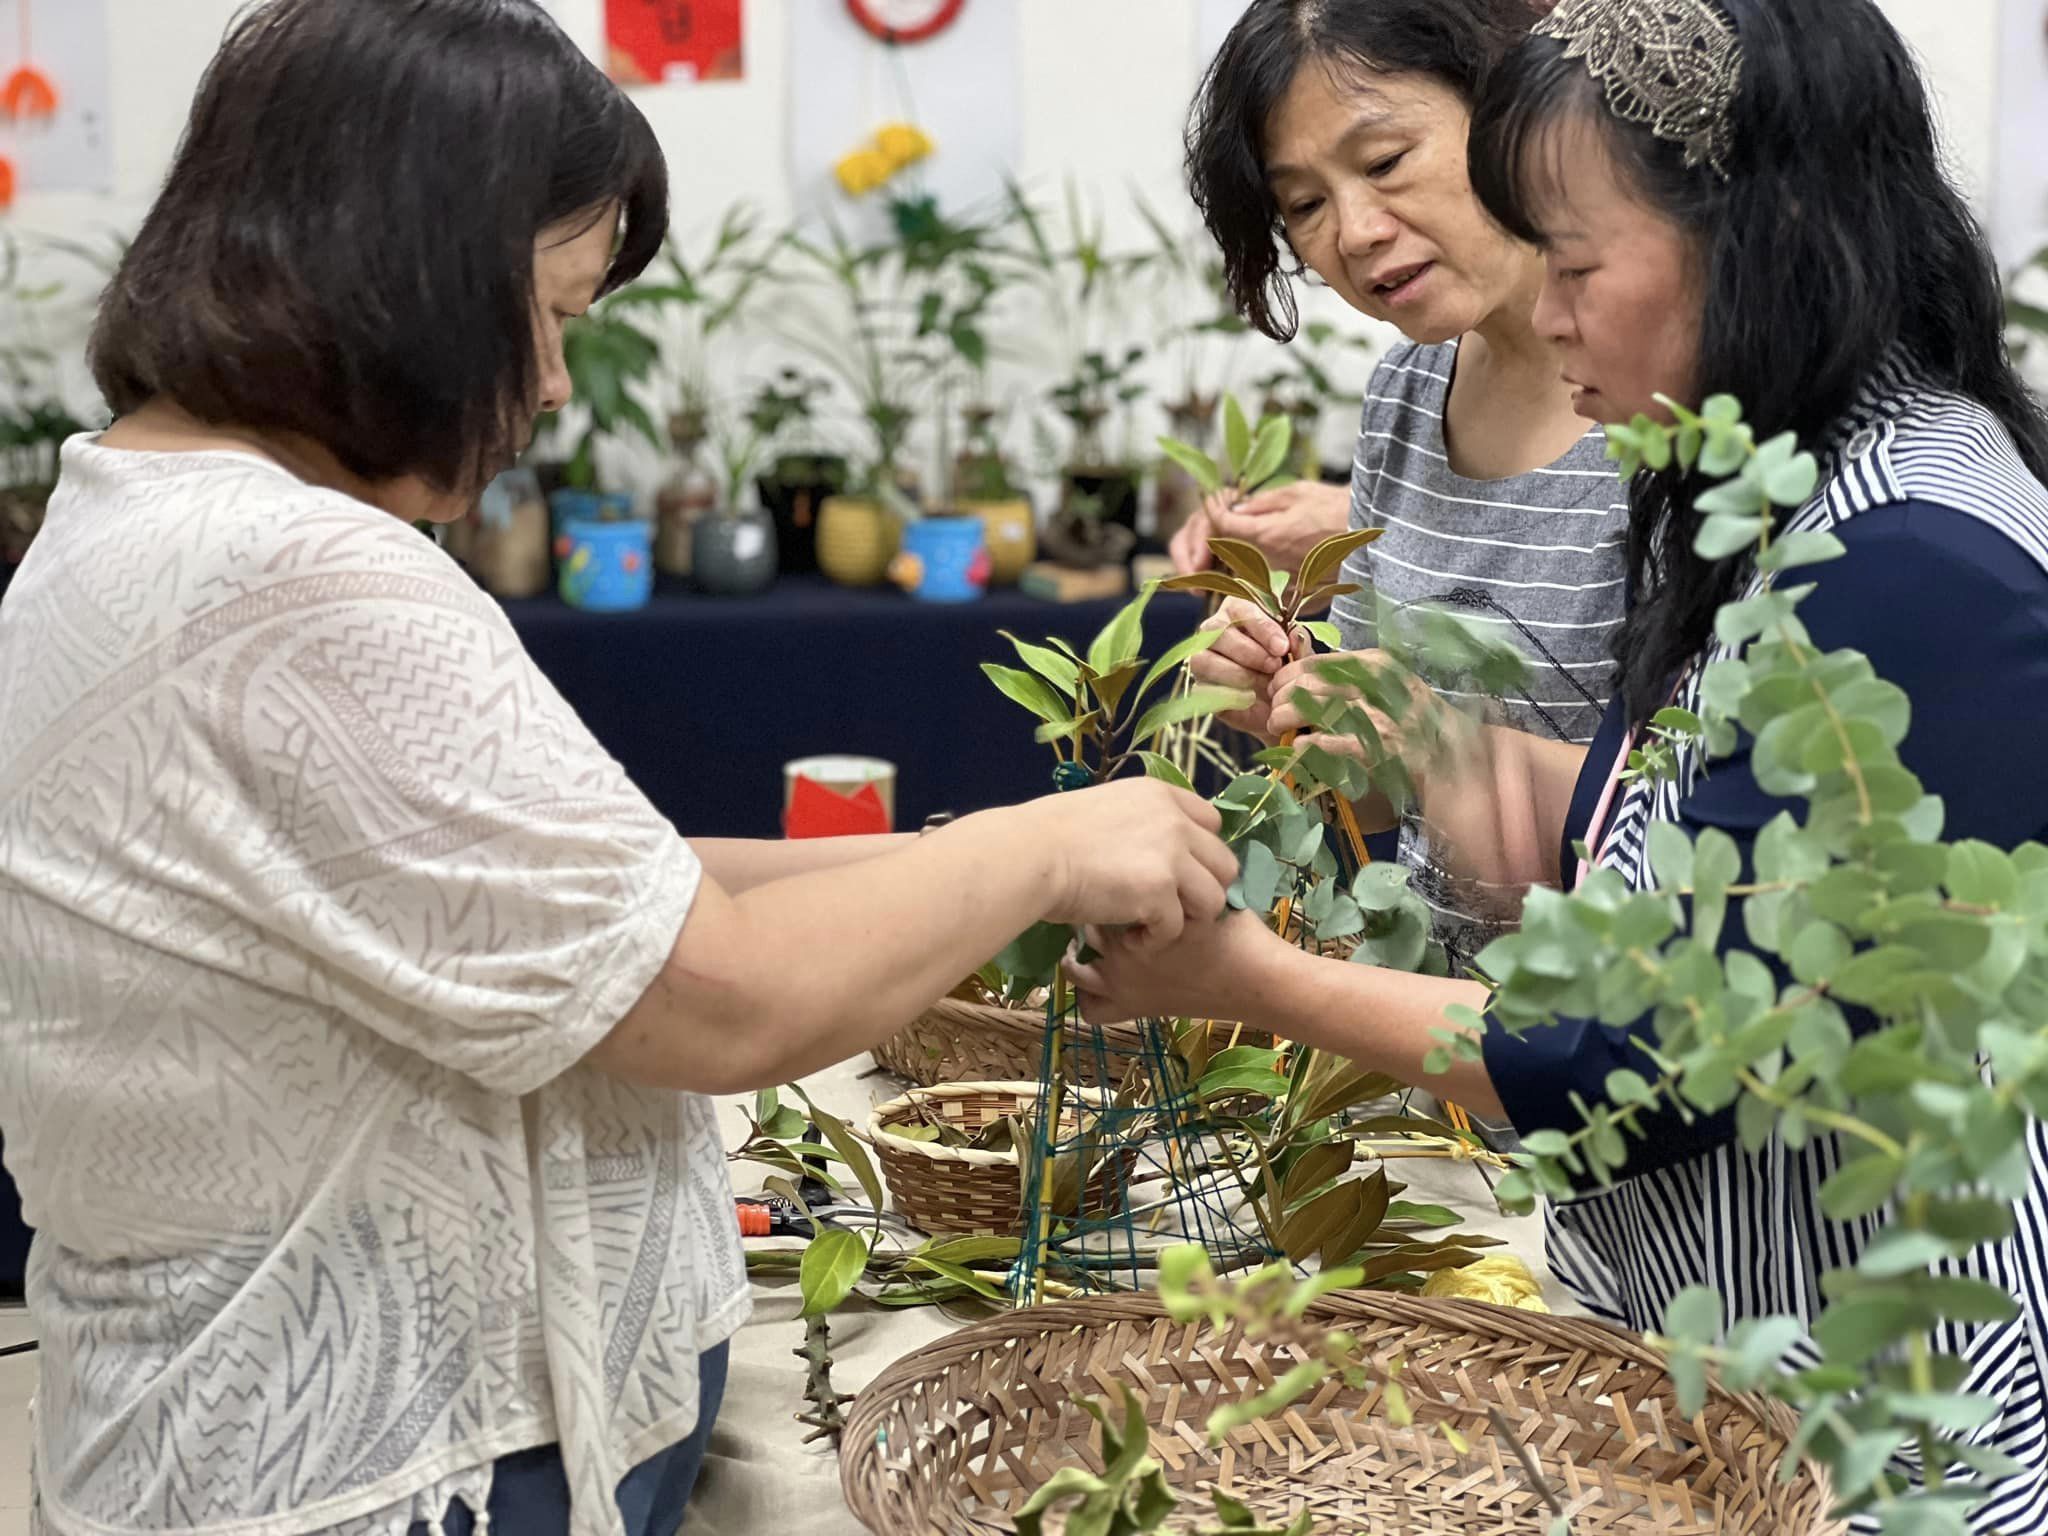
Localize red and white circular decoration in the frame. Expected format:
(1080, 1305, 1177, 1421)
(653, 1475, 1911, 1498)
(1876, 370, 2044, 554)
(845, 0, 966, 45)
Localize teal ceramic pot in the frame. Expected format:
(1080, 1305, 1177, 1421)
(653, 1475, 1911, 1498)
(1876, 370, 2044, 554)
(693, 510, 778, 596)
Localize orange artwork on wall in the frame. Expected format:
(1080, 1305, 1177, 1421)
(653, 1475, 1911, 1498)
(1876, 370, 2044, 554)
(604, 0, 744, 86)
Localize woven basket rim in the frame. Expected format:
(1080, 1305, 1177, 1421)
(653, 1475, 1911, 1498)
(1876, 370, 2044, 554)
(866, 1080, 1116, 1169)
(841, 1290, 1844, 1536)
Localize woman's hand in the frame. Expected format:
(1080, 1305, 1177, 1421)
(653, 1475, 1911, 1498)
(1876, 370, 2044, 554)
(1188, 596, 1309, 740)
(1065, 907, 1289, 1025)
(1020, 779, 1240, 948)
(1267, 647, 1416, 757)
(1172, 482, 1352, 585)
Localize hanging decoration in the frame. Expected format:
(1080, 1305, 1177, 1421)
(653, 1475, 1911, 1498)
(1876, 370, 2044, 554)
(0, 0, 111, 204)
(789, 0, 1018, 230)
(844, 0, 966, 46)
(603, 0, 744, 86)
(0, 0, 54, 122)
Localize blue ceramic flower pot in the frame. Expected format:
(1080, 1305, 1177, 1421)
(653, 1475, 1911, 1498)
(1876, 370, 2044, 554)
(556, 517, 654, 612)
(548, 488, 633, 539)
(892, 515, 989, 604)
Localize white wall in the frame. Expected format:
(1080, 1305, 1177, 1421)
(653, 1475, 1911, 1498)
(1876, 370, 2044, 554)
(2, 0, 2027, 452)
(11, 0, 2012, 239)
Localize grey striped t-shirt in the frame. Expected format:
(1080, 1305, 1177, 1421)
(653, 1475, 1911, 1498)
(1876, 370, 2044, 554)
(1332, 338, 1629, 972)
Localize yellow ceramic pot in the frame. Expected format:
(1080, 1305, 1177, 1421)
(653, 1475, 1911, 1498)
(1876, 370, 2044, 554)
(960, 497, 1035, 586)
(817, 495, 901, 587)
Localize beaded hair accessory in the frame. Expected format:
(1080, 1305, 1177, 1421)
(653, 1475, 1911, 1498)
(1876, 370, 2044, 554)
(1533, 0, 1742, 180)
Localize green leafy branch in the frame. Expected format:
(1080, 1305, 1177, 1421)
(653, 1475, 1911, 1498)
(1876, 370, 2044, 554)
(1157, 394, 1299, 501)
(1479, 394, 2048, 1527)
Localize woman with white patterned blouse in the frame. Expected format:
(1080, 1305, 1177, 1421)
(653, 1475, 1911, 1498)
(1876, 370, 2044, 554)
(0, 7, 1236, 1536)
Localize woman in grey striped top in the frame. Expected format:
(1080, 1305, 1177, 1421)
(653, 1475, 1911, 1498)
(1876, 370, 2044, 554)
(1183, 0, 1629, 972)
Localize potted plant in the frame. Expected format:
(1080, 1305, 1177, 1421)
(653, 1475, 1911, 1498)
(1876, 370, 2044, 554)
(1134, 198, 1252, 546)
(609, 207, 766, 578)
(0, 234, 97, 570)
(767, 206, 995, 585)
(747, 369, 846, 576)
(951, 401, 1034, 586)
(691, 413, 778, 597)
(1251, 320, 1377, 484)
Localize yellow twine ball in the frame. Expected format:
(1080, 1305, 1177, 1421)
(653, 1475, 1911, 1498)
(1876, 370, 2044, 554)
(1420, 1255, 1549, 1313)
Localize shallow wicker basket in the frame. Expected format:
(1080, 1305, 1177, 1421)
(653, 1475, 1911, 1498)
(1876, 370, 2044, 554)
(841, 1292, 1845, 1536)
(866, 1081, 1140, 1237)
(873, 997, 1272, 1090)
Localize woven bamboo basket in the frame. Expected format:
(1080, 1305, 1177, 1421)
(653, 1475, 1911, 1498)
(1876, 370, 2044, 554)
(873, 997, 1273, 1090)
(841, 1293, 1844, 1536)
(866, 1082, 1140, 1237)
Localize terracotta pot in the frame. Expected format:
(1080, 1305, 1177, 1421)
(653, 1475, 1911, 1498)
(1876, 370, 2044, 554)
(655, 478, 716, 578)
(471, 470, 551, 599)
(817, 495, 901, 587)
(958, 497, 1035, 586)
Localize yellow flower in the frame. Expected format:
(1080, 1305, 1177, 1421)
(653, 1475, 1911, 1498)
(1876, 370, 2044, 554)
(874, 121, 936, 172)
(1420, 1255, 1550, 1313)
(834, 148, 895, 199)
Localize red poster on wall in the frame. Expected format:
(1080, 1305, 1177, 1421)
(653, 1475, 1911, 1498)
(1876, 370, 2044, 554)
(604, 0, 744, 86)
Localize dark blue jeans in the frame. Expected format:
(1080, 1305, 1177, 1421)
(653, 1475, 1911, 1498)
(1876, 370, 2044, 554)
(410, 1344, 728, 1536)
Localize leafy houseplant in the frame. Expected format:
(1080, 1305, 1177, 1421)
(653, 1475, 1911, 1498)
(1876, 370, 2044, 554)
(689, 414, 777, 597)
(744, 369, 845, 576)
(1043, 346, 1150, 564)
(533, 301, 664, 500)
(0, 233, 94, 568)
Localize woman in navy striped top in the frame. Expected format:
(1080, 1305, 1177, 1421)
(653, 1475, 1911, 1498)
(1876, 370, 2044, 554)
(1075, 0, 2048, 1523)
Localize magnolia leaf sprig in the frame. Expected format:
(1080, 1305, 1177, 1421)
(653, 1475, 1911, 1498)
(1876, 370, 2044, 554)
(1157, 394, 1300, 501)
(1476, 393, 2048, 1523)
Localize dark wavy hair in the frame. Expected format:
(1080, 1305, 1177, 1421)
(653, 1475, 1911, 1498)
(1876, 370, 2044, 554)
(1185, 0, 1544, 341)
(1469, 0, 2048, 721)
(91, 0, 667, 495)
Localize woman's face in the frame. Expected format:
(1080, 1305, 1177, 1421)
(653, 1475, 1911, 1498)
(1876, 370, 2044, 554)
(1526, 117, 1704, 424)
(380, 210, 612, 524)
(1265, 63, 1537, 344)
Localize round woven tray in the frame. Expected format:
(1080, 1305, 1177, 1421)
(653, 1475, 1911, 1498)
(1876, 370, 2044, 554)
(873, 997, 1274, 1090)
(841, 1292, 1843, 1536)
(866, 1081, 1139, 1237)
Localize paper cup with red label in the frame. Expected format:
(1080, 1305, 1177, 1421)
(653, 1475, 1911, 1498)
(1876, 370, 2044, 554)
(783, 756, 896, 838)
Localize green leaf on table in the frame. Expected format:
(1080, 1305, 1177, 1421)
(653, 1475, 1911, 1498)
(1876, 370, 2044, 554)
(798, 1228, 870, 1319)
(792, 1087, 887, 1213)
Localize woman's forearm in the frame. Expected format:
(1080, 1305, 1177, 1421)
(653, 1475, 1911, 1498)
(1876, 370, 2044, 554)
(1412, 726, 1588, 895)
(1243, 942, 1507, 1120)
(595, 810, 1060, 1094)
(692, 834, 912, 894)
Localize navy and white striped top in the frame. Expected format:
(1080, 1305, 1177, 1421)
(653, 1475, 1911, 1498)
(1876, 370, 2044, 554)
(1333, 340, 1630, 972)
(1483, 359, 2048, 1531)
